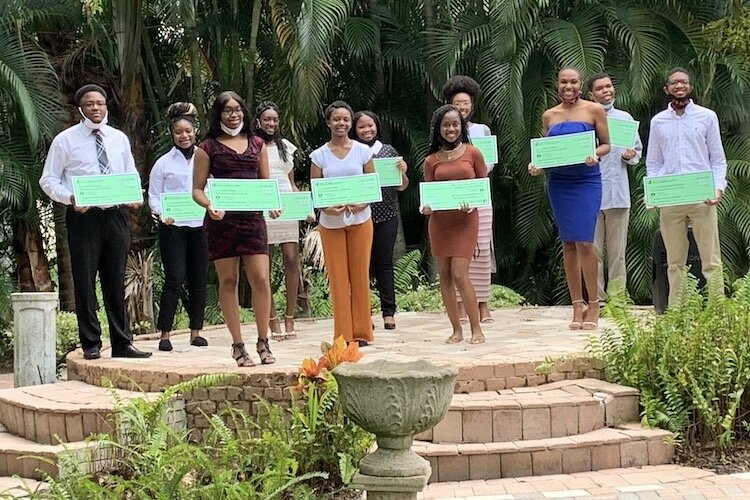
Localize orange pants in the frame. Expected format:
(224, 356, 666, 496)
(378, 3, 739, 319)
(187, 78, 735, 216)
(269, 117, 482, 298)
(319, 219, 374, 343)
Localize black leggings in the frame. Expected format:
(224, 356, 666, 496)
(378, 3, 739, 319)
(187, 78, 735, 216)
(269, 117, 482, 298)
(370, 216, 398, 317)
(157, 223, 208, 331)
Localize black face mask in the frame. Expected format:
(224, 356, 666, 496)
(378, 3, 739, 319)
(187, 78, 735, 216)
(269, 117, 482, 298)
(176, 144, 195, 159)
(439, 136, 461, 150)
(255, 128, 275, 142)
(670, 94, 691, 111)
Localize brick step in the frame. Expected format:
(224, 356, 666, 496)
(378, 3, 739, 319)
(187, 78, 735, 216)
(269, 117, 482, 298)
(414, 424, 675, 483)
(0, 381, 181, 445)
(0, 428, 113, 481)
(415, 378, 638, 444)
(0, 475, 48, 497)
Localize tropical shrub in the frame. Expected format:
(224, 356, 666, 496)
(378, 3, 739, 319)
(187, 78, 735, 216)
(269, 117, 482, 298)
(590, 273, 750, 449)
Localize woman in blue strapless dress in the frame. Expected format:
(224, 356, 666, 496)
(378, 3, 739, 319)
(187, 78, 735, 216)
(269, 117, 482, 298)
(528, 68, 611, 330)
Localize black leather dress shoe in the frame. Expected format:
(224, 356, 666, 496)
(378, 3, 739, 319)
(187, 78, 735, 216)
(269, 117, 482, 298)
(112, 344, 152, 358)
(83, 346, 101, 360)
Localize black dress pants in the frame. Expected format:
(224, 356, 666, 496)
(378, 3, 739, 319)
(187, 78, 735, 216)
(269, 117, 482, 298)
(370, 216, 398, 317)
(156, 223, 208, 331)
(66, 207, 132, 350)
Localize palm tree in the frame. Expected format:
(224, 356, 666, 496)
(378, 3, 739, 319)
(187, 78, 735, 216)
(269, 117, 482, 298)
(0, 1, 68, 293)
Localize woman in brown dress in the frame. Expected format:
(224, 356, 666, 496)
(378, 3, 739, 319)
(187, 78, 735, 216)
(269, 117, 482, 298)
(193, 91, 277, 367)
(421, 104, 487, 344)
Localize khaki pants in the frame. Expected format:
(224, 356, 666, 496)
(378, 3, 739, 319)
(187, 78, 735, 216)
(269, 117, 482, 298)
(319, 219, 374, 343)
(594, 208, 630, 301)
(659, 203, 724, 307)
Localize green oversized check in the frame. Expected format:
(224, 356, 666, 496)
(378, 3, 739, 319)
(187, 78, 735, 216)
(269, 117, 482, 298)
(161, 192, 205, 221)
(72, 172, 143, 207)
(419, 178, 491, 211)
(644, 171, 716, 208)
(266, 192, 313, 221)
(373, 157, 403, 187)
(207, 178, 281, 211)
(471, 135, 498, 164)
(607, 117, 639, 149)
(530, 130, 596, 168)
(311, 173, 382, 207)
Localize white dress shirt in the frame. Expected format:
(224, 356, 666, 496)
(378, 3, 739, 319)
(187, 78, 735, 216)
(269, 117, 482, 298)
(468, 122, 495, 173)
(599, 107, 643, 210)
(646, 100, 727, 191)
(148, 147, 203, 228)
(39, 122, 137, 207)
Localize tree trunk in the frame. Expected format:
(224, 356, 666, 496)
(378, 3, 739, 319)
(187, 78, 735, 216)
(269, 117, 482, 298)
(247, 0, 263, 106)
(52, 202, 76, 310)
(13, 222, 52, 292)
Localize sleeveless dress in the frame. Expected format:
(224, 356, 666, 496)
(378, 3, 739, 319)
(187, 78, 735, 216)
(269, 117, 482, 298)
(265, 139, 299, 244)
(546, 121, 602, 243)
(199, 136, 269, 260)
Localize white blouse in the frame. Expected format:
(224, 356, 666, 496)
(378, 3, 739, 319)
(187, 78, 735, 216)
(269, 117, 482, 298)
(148, 147, 203, 228)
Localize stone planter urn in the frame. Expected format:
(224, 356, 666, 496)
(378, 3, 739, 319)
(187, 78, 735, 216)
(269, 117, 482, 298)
(333, 358, 457, 499)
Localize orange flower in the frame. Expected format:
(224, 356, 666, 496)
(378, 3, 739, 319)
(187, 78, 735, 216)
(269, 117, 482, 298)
(299, 356, 327, 380)
(324, 337, 363, 370)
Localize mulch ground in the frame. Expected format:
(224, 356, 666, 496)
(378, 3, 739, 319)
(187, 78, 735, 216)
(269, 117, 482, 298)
(679, 441, 750, 474)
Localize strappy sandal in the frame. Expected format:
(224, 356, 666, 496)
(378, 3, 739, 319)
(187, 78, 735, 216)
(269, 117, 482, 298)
(569, 300, 586, 330)
(256, 338, 276, 365)
(582, 300, 599, 330)
(232, 342, 255, 367)
(284, 315, 297, 340)
(269, 316, 285, 341)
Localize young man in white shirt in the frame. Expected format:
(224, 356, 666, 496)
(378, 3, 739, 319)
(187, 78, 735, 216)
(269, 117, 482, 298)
(39, 84, 151, 359)
(587, 73, 643, 301)
(646, 68, 727, 307)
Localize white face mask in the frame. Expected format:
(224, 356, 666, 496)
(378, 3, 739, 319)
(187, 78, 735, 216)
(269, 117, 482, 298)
(79, 108, 108, 130)
(221, 121, 244, 137)
(602, 100, 615, 111)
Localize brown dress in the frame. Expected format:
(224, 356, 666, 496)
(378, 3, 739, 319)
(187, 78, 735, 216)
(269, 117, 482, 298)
(423, 145, 487, 258)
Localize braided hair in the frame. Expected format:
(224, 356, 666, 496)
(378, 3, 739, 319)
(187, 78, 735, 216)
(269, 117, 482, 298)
(253, 100, 289, 163)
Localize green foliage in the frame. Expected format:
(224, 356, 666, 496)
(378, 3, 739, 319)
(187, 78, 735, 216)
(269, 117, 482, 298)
(393, 249, 422, 294)
(590, 272, 750, 449)
(33, 371, 371, 499)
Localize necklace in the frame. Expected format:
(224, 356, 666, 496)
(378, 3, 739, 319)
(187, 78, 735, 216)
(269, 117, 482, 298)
(440, 143, 463, 160)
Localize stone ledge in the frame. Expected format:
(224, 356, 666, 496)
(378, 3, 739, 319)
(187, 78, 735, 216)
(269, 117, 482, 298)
(415, 379, 639, 444)
(416, 426, 675, 483)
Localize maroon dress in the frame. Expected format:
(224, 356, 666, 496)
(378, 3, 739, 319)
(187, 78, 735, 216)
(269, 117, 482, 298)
(199, 136, 269, 260)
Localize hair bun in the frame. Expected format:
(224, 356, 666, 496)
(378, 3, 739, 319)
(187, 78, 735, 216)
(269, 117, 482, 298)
(167, 102, 198, 120)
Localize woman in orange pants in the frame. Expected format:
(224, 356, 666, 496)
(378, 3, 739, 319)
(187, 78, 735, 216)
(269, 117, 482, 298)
(310, 101, 376, 346)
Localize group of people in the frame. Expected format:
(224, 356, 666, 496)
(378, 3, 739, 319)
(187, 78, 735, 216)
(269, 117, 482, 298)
(39, 63, 727, 367)
(529, 67, 726, 330)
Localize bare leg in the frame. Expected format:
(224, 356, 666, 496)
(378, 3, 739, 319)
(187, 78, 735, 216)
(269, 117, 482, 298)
(242, 254, 272, 341)
(213, 257, 243, 344)
(457, 301, 468, 323)
(478, 301, 493, 323)
(452, 257, 484, 343)
(562, 241, 586, 327)
(437, 256, 463, 343)
(280, 242, 301, 337)
(267, 245, 283, 338)
(577, 241, 600, 328)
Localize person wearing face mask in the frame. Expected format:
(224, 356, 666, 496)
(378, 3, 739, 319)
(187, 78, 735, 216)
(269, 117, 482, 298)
(252, 101, 305, 340)
(192, 91, 277, 367)
(646, 67, 727, 307)
(441, 76, 495, 324)
(528, 68, 611, 330)
(587, 73, 643, 302)
(310, 101, 376, 346)
(39, 84, 151, 360)
(148, 102, 209, 352)
(350, 110, 409, 330)
(421, 104, 487, 345)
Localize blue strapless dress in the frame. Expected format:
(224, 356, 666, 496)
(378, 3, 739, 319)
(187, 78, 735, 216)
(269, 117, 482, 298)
(546, 121, 602, 243)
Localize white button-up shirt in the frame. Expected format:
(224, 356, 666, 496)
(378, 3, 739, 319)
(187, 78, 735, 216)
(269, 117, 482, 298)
(39, 122, 137, 207)
(600, 107, 643, 210)
(646, 100, 727, 191)
(148, 147, 203, 228)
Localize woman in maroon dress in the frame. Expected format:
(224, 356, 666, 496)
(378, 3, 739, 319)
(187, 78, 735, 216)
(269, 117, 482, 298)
(421, 104, 487, 345)
(193, 91, 276, 367)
